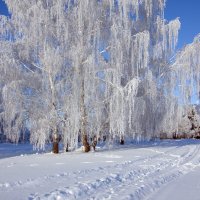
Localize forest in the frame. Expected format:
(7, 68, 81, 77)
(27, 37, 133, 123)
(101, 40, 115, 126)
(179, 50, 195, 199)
(0, 0, 200, 152)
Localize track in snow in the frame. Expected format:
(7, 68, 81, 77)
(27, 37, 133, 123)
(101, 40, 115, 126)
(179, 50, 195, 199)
(1, 140, 200, 200)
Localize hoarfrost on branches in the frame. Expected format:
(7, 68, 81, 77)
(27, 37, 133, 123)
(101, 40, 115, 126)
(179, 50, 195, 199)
(0, 0, 200, 149)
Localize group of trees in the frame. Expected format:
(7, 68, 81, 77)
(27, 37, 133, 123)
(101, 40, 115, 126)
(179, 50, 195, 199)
(175, 105, 200, 139)
(0, 0, 200, 152)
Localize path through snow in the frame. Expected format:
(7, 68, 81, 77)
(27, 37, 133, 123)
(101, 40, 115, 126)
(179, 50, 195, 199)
(1, 140, 200, 200)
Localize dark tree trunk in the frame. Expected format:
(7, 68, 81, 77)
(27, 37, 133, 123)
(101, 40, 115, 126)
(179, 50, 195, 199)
(92, 135, 97, 151)
(65, 143, 69, 152)
(173, 132, 177, 139)
(52, 133, 59, 154)
(120, 136, 125, 145)
(83, 134, 90, 152)
(53, 142, 59, 153)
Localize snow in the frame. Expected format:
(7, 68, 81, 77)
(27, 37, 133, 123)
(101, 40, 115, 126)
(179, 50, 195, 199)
(150, 170, 200, 200)
(1, 140, 200, 200)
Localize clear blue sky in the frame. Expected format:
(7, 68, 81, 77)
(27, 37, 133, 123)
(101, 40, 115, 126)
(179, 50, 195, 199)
(165, 0, 200, 49)
(0, 0, 200, 50)
(0, 0, 7, 15)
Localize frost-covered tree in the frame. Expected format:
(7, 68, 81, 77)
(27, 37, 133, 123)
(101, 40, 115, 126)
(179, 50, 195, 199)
(176, 105, 200, 139)
(0, 0, 110, 151)
(1, 0, 200, 152)
(0, 17, 37, 143)
(167, 35, 200, 138)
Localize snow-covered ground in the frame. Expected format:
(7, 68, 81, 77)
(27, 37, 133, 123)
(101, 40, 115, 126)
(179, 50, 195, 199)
(1, 140, 200, 200)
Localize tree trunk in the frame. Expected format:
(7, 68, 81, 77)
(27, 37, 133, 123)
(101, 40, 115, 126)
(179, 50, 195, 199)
(91, 135, 97, 151)
(82, 134, 90, 152)
(49, 72, 59, 154)
(120, 136, 125, 145)
(52, 133, 59, 154)
(65, 143, 69, 152)
(80, 77, 90, 152)
(53, 141, 59, 153)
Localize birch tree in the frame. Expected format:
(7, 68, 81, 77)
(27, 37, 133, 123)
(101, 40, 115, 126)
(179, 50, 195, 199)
(1, 0, 200, 152)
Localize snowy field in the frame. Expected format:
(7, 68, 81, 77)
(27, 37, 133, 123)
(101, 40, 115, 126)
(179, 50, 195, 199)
(1, 140, 200, 200)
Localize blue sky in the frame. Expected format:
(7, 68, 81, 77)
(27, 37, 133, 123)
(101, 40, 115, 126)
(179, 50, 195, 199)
(165, 0, 200, 49)
(0, 0, 7, 16)
(0, 0, 200, 49)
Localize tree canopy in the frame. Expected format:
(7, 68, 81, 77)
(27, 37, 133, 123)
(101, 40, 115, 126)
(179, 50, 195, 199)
(0, 0, 200, 150)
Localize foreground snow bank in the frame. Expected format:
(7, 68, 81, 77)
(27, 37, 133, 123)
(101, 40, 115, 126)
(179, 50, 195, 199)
(1, 139, 200, 200)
